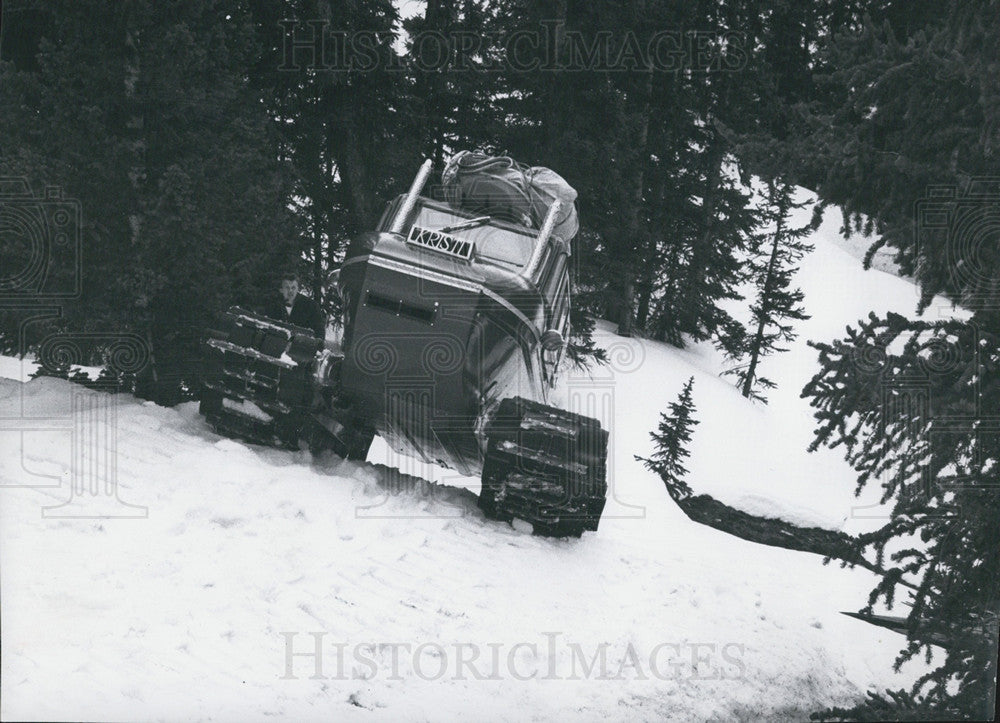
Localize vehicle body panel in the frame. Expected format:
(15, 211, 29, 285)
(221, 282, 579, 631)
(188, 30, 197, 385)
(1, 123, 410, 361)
(336, 198, 554, 475)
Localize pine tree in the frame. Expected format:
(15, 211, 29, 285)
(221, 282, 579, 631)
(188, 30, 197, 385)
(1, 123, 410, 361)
(635, 376, 699, 501)
(255, 0, 407, 304)
(725, 180, 815, 402)
(647, 124, 759, 355)
(480, 0, 779, 357)
(640, 0, 772, 354)
(803, 313, 1000, 719)
(793, 3, 1000, 716)
(0, 0, 298, 400)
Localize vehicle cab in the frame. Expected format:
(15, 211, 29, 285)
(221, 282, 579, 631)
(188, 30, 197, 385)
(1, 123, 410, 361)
(332, 171, 572, 474)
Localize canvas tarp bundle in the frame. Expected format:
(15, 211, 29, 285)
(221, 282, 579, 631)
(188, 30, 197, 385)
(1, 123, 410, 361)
(441, 151, 579, 241)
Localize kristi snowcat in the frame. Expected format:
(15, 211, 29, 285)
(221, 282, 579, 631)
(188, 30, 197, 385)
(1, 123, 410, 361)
(199, 154, 608, 537)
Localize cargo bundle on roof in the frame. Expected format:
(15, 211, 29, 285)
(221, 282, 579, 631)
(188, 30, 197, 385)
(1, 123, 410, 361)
(441, 150, 580, 243)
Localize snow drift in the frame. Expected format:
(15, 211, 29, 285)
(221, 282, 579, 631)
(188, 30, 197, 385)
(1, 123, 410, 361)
(0, 201, 957, 721)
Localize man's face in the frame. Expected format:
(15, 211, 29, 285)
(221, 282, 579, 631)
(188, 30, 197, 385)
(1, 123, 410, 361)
(280, 279, 299, 305)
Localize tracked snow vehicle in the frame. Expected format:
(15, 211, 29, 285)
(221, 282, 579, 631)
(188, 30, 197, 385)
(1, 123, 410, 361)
(199, 156, 608, 537)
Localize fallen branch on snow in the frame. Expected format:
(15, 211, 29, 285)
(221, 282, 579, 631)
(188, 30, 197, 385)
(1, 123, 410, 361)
(665, 488, 912, 586)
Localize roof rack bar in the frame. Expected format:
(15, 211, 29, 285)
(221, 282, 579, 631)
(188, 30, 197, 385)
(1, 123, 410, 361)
(390, 159, 434, 235)
(522, 200, 561, 279)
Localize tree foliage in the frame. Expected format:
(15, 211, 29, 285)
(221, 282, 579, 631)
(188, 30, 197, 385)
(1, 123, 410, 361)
(1, 0, 298, 401)
(795, 1, 1000, 716)
(803, 313, 999, 717)
(3, 0, 996, 714)
(725, 180, 815, 402)
(635, 376, 699, 501)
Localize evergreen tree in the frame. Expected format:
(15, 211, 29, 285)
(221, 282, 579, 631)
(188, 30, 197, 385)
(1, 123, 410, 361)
(403, 0, 502, 167)
(253, 0, 407, 304)
(0, 0, 298, 400)
(481, 0, 800, 357)
(635, 376, 699, 501)
(793, 1, 1000, 716)
(725, 180, 815, 402)
(565, 302, 608, 368)
(803, 313, 999, 719)
(641, 0, 772, 354)
(646, 120, 759, 355)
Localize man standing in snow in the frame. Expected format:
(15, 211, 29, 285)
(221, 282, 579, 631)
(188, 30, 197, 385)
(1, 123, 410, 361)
(264, 271, 326, 339)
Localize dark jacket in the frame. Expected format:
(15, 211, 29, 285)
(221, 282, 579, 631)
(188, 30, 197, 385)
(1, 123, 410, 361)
(264, 293, 326, 338)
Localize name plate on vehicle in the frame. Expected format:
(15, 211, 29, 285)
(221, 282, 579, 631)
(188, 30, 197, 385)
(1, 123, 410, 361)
(406, 225, 475, 260)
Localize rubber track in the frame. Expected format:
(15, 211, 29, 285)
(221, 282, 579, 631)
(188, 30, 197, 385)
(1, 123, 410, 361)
(200, 310, 313, 448)
(480, 397, 608, 537)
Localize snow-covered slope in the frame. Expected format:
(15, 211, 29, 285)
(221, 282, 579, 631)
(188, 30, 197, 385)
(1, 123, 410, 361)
(0, 204, 954, 721)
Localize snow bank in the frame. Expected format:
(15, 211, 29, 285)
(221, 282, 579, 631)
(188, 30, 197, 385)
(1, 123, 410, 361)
(1, 374, 923, 721)
(0, 203, 945, 720)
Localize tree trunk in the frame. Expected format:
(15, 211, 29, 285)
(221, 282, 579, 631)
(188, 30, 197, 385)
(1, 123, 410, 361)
(328, 92, 376, 231)
(617, 280, 636, 336)
(543, 0, 568, 161)
(419, 0, 449, 167)
(311, 198, 324, 304)
(696, 131, 724, 269)
(741, 185, 788, 398)
(636, 171, 668, 331)
(671, 492, 886, 575)
(742, 224, 781, 397)
(653, 241, 680, 342)
(327, 149, 340, 271)
(635, 273, 653, 329)
(616, 71, 653, 337)
(121, 1, 144, 286)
